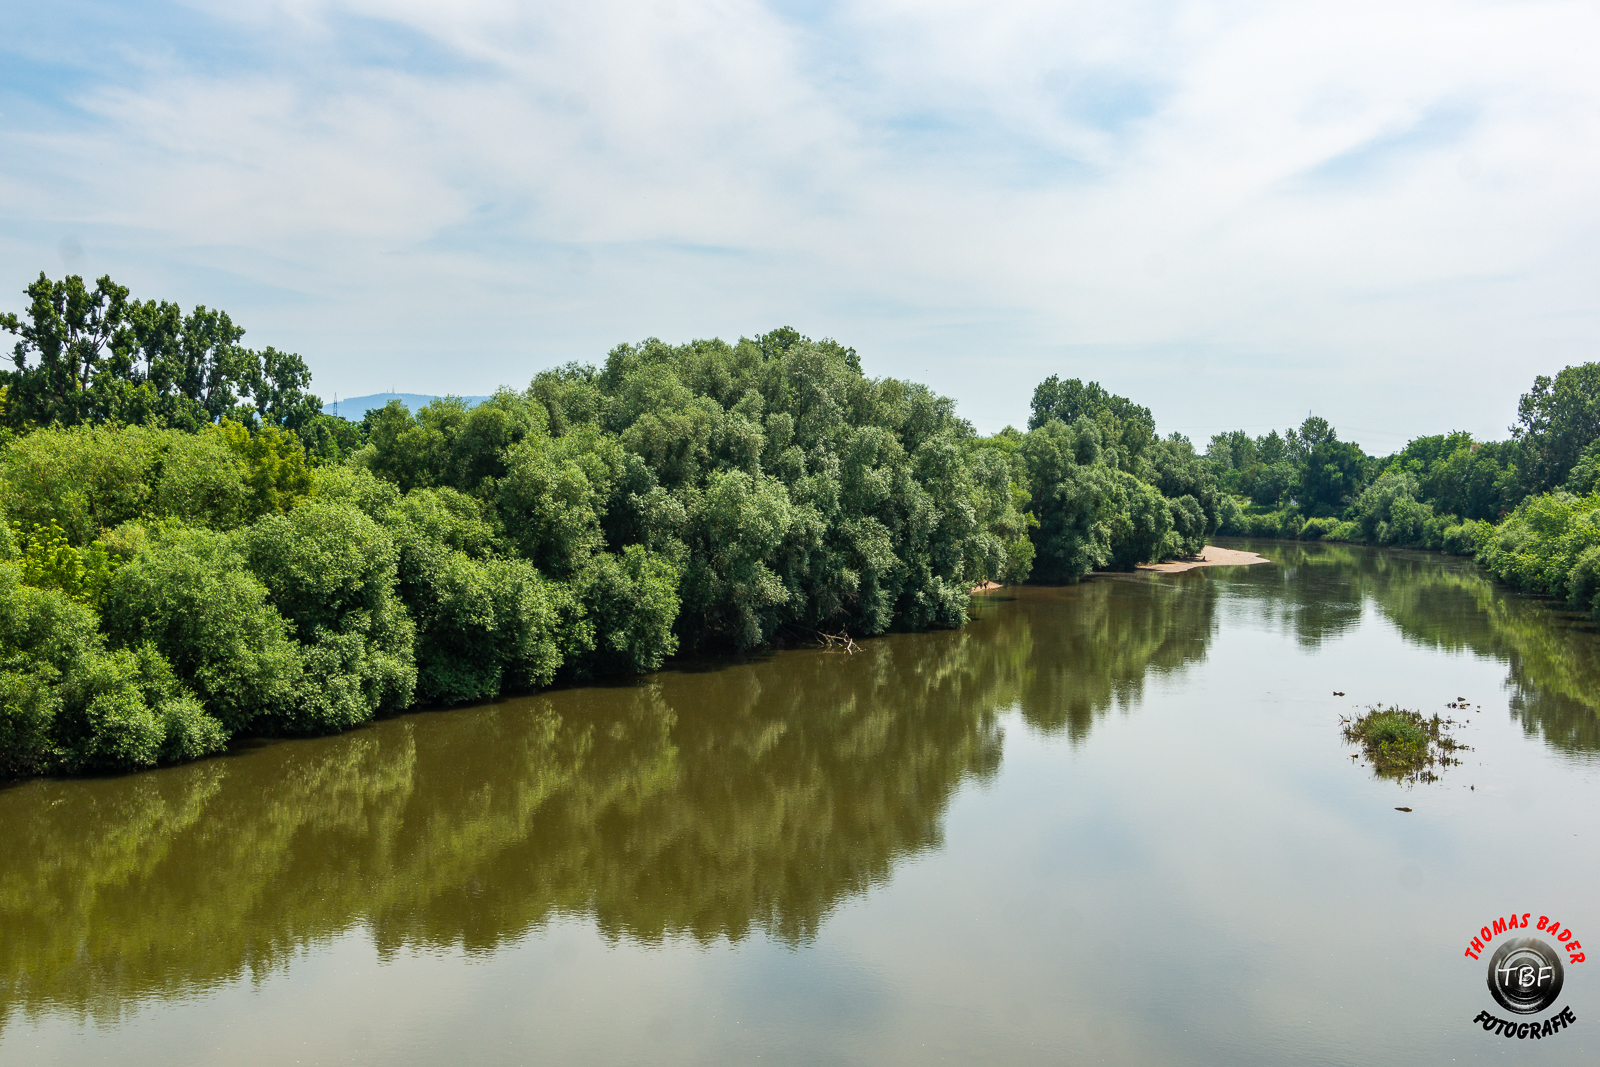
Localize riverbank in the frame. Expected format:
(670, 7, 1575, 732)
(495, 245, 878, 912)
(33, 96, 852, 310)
(1137, 545, 1270, 573)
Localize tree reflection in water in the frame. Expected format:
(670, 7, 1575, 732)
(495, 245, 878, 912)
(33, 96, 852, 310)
(0, 578, 1215, 1029)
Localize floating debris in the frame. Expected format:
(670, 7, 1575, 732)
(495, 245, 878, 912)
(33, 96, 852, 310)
(1333, 691, 1345, 696)
(1395, 807, 1413, 812)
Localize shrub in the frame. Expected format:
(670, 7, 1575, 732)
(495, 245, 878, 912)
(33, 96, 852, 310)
(1476, 491, 1600, 598)
(571, 545, 681, 678)
(1567, 545, 1600, 618)
(1442, 520, 1487, 557)
(1299, 516, 1339, 541)
(242, 501, 416, 731)
(0, 564, 224, 775)
(101, 526, 299, 733)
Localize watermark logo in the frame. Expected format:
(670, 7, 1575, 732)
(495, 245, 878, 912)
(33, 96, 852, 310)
(1487, 937, 1563, 1014)
(1464, 913, 1584, 1040)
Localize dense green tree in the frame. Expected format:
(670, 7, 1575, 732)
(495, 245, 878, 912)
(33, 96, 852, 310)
(1350, 471, 1434, 544)
(1476, 489, 1600, 612)
(1, 272, 323, 435)
(0, 562, 225, 775)
(0, 423, 311, 549)
(0, 424, 159, 544)
(1414, 437, 1520, 521)
(242, 501, 416, 731)
(0, 274, 132, 429)
(1513, 362, 1600, 494)
(1020, 419, 1117, 581)
(385, 487, 568, 704)
(1147, 434, 1223, 546)
(1027, 376, 1156, 472)
(1566, 440, 1600, 497)
(496, 425, 626, 578)
(101, 527, 300, 733)
(571, 545, 682, 677)
(1298, 435, 1366, 515)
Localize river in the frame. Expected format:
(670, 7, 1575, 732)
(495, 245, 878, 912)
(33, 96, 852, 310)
(2, 541, 1597, 1064)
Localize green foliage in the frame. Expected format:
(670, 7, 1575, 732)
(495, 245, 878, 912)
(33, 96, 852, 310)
(359, 392, 546, 495)
(571, 545, 682, 677)
(1297, 516, 1340, 542)
(1027, 376, 1156, 468)
(1106, 475, 1175, 571)
(297, 412, 366, 466)
(310, 464, 403, 522)
(0, 288, 1036, 776)
(210, 420, 313, 518)
(497, 424, 625, 578)
(1209, 414, 1532, 560)
(1565, 439, 1600, 497)
(538, 332, 1034, 647)
(242, 501, 416, 731)
(13, 521, 119, 605)
(1375, 432, 1520, 522)
(12, 269, 1596, 778)
(1019, 411, 1221, 579)
(387, 487, 565, 704)
(0, 424, 160, 544)
(1566, 545, 1600, 618)
(1207, 417, 1367, 513)
(0, 563, 225, 776)
(1019, 419, 1117, 581)
(101, 526, 300, 733)
(1148, 433, 1223, 543)
(0, 272, 322, 433)
(677, 469, 812, 648)
(1476, 490, 1600, 617)
(1299, 436, 1365, 515)
(0, 421, 312, 548)
(1514, 362, 1600, 495)
(150, 431, 250, 529)
(1352, 471, 1430, 544)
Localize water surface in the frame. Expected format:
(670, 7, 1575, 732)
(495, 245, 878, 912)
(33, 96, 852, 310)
(3, 541, 1598, 1064)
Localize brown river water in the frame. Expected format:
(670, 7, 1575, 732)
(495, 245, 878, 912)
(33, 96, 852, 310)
(2, 540, 1597, 1064)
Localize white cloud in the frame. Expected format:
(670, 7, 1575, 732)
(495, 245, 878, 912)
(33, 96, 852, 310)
(2, 0, 1598, 447)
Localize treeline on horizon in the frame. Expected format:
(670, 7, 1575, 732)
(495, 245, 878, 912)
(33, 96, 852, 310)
(1203, 366, 1600, 616)
(0, 270, 1596, 776)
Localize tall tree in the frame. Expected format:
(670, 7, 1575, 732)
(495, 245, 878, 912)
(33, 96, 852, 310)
(1513, 363, 1600, 494)
(0, 272, 132, 428)
(3, 272, 323, 434)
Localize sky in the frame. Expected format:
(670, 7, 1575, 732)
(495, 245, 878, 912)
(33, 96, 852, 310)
(3, 0, 1598, 452)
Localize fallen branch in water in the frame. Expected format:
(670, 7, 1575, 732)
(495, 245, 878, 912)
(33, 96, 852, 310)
(817, 628, 859, 654)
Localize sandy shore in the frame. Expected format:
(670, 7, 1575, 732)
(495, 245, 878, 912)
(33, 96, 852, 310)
(971, 546, 1268, 591)
(1137, 545, 1270, 574)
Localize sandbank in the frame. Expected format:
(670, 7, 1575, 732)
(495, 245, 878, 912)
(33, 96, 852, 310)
(1137, 545, 1270, 574)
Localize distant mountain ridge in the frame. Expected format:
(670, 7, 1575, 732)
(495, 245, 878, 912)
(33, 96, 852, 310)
(322, 392, 491, 419)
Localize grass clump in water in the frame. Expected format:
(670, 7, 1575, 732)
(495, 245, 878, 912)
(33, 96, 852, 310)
(1342, 706, 1464, 784)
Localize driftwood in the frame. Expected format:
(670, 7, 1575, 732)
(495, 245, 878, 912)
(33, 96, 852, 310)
(817, 628, 859, 654)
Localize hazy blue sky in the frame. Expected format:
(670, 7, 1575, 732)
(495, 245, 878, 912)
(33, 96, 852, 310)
(4, 0, 1597, 450)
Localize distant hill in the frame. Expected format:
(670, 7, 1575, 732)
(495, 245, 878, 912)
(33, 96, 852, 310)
(321, 393, 491, 420)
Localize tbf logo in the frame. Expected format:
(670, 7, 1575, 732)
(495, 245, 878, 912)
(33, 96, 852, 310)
(1497, 961, 1554, 992)
(1487, 939, 1565, 1016)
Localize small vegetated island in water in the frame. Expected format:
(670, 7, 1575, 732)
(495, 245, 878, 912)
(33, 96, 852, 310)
(1342, 706, 1466, 785)
(1, 271, 1598, 777)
